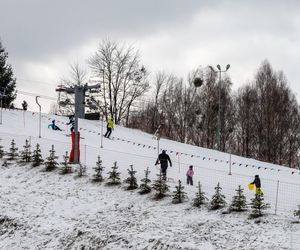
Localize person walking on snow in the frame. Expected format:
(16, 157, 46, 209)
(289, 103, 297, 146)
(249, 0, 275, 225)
(66, 115, 75, 132)
(186, 165, 194, 185)
(104, 118, 114, 138)
(250, 175, 263, 195)
(155, 150, 172, 181)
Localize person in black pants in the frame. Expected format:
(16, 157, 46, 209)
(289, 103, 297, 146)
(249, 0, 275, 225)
(67, 115, 75, 132)
(155, 150, 172, 180)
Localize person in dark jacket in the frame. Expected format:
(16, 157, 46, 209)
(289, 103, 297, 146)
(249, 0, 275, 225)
(155, 150, 172, 180)
(251, 175, 263, 195)
(66, 115, 75, 132)
(22, 100, 28, 111)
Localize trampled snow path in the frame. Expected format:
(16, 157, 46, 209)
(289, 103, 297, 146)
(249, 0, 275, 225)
(0, 109, 300, 249)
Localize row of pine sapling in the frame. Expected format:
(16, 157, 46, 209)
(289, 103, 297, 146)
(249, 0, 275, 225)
(0, 139, 84, 175)
(90, 158, 270, 219)
(0, 138, 299, 220)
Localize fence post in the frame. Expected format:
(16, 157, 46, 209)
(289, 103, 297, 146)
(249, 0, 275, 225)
(228, 153, 232, 175)
(275, 180, 280, 215)
(177, 153, 180, 174)
(84, 144, 87, 166)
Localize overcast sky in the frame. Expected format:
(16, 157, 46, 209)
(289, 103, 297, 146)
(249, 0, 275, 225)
(0, 0, 299, 112)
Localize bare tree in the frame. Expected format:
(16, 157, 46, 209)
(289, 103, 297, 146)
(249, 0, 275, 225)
(89, 39, 149, 124)
(57, 62, 88, 115)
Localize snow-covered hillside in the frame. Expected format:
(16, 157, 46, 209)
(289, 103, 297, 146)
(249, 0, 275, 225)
(0, 109, 300, 249)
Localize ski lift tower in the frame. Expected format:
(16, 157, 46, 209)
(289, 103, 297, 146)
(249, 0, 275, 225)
(56, 83, 100, 163)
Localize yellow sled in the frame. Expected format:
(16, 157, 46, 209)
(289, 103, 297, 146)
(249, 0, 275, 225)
(248, 183, 254, 191)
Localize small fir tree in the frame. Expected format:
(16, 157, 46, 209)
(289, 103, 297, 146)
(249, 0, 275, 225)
(193, 181, 207, 208)
(152, 171, 169, 199)
(20, 139, 31, 163)
(230, 185, 247, 212)
(294, 205, 300, 219)
(7, 139, 18, 160)
(210, 182, 226, 210)
(172, 180, 187, 204)
(125, 165, 138, 190)
(106, 161, 121, 185)
(92, 156, 104, 182)
(32, 143, 44, 167)
(44, 145, 59, 171)
(0, 141, 4, 159)
(60, 151, 72, 174)
(249, 193, 270, 219)
(139, 167, 151, 194)
(77, 163, 87, 177)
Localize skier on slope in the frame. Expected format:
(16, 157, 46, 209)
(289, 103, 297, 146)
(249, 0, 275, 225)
(155, 150, 172, 181)
(66, 115, 75, 132)
(104, 118, 114, 138)
(48, 120, 62, 131)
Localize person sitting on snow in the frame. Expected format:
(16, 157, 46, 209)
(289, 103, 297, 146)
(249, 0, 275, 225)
(48, 120, 62, 131)
(250, 175, 263, 195)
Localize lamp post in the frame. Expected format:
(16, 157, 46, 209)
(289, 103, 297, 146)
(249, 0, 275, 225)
(209, 64, 230, 151)
(35, 96, 42, 138)
(0, 88, 6, 125)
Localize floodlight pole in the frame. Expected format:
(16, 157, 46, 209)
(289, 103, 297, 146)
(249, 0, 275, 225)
(35, 96, 42, 138)
(209, 64, 230, 151)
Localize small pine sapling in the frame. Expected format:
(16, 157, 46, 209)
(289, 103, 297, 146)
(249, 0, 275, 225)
(125, 165, 138, 190)
(20, 139, 32, 163)
(77, 163, 87, 177)
(172, 180, 187, 204)
(249, 193, 270, 219)
(0, 142, 4, 159)
(106, 161, 121, 185)
(230, 185, 247, 212)
(7, 139, 18, 160)
(60, 151, 72, 174)
(152, 171, 169, 199)
(92, 156, 104, 182)
(193, 181, 207, 208)
(32, 143, 44, 167)
(44, 145, 59, 171)
(294, 205, 300, 220)
(139, 167, 151, 194)
(210, 182, 226, 210)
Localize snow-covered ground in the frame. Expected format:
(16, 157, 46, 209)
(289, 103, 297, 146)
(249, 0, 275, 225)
(0, 109, 300, 249)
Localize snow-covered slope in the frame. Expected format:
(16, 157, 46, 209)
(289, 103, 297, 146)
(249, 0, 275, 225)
(0, 109, 300, 249)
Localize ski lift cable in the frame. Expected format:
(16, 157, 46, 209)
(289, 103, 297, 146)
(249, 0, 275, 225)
(17, 90, 57, 101)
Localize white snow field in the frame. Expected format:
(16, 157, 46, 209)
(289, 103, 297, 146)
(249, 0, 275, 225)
(1, 109, 300, 249)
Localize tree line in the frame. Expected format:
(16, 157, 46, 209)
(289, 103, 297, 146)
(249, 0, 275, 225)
(128, 60, 300, 168)
(60, 39, 300, 168)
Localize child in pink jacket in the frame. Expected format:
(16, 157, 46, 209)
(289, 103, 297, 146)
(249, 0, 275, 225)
(186, 165, 194, 185)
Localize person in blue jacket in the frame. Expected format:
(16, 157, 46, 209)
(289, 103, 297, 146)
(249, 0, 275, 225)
(48, 120, 62, 131)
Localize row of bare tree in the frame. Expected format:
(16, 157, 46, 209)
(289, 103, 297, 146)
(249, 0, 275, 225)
(58, 39, 300, 168)
(128, 61, 300, 168)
